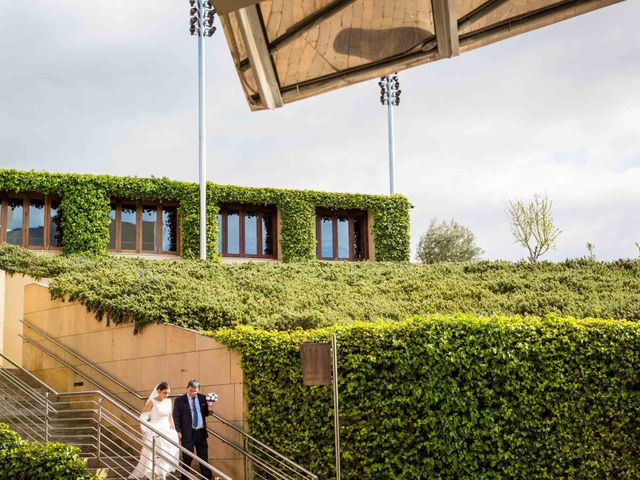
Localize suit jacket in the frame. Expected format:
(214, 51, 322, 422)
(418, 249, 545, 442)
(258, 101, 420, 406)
(172, 393, 210, 444)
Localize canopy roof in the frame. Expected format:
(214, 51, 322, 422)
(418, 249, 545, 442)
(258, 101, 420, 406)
(213, 0, 624, 111)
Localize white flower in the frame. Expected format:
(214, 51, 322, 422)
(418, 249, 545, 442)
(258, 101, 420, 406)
(206, 392, 218, 403)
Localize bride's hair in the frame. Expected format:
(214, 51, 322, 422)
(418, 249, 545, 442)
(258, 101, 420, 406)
(156, 381, 170, 391)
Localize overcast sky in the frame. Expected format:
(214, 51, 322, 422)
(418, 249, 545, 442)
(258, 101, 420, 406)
(1, 1, 638, 261)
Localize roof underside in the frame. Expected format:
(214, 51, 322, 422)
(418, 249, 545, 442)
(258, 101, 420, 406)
(214, 0, 625, 111)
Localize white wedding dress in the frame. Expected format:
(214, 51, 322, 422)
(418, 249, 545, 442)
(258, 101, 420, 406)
(129, 397, 180, 479)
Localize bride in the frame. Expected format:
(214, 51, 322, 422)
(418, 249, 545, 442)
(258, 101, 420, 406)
(129, 382, 180, 480)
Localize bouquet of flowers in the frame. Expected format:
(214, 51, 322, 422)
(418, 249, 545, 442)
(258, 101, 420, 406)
(206, 392, 219, 403)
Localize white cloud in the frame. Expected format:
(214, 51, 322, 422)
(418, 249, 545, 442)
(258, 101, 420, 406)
(0, 0, 638, 261)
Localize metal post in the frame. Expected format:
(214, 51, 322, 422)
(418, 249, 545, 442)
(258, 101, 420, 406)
(198, 0, 207, 260)
(44, 392, 50, 442)
(332, 333, 341, 480)
(152, 435, 157, 478)
(386, 75, 396, 195)
(379, 74, 400, 195)
(244, 436, 250, 478)
(97, 397, 102, 461)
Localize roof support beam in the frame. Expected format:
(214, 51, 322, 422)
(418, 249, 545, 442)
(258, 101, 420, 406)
(458, 0, 511, 30)
(212, 0, 265, 15)
(459, 0, 621, 45)
(236, 5, 283, 109)
(431, 0, 459, 58)
(268, 0, 358, 54)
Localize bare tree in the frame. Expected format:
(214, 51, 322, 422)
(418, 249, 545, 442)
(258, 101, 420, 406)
(507, 194, 561, 262)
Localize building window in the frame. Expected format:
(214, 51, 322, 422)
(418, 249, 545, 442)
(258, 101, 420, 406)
(0, 194, 63, 250)
(108, 202, 179, 254)
(316, 209, 368, 261)
(218, 204, 276, 258)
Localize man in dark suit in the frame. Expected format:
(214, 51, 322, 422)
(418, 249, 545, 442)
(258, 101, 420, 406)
(172, 379, 213, 480)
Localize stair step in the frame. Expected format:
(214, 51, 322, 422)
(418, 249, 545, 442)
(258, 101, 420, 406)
(1, 368, 220, 480)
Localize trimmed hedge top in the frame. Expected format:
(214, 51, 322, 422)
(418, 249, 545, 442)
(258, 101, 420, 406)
(0, 168, 411, 261)
(1, 245, 640, 331)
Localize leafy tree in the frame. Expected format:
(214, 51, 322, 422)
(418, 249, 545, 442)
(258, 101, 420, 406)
(416, 219, 483, 264)
(507, 194, 561, 262)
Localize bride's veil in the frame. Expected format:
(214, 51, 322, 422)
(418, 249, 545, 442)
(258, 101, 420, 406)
(139, 384, 161, 434)
(148, 383, 160, 402)
(129, 384, 161, 479)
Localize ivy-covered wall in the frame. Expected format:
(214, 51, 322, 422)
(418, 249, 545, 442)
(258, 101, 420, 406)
(214, 315, 640, 480)
(0, 169, 410, 261)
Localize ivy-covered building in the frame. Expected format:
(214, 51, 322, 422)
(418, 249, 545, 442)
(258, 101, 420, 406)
(0, 169, 410, 262)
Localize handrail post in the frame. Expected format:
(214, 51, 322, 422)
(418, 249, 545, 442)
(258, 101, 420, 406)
(44, 391, 50, 442)
(244, 435, 249, 478)
(151, 435, 157, 478)
(97, 396, 103, 462)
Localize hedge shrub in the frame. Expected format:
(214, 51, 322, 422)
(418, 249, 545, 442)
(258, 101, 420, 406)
(0, 169, 410, 261)
(0, 422, 97, 480)
(214, 315, 640, 479)
(1, 245, 640, 331)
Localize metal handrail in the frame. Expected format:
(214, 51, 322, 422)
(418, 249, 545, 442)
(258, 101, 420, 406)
(21, 318, 317, 480)
(19, 319, 141, 398)
(0, 352, 231, 480)
(1, 362, 226, 480)
(20, 333, 294, 480)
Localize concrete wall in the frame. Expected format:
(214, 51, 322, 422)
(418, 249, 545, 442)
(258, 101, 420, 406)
(0, 272, 39, 367)
(20, 283, 246, 479)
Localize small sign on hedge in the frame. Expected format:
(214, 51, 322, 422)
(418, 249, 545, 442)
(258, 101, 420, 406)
(300, 342, 332, 385)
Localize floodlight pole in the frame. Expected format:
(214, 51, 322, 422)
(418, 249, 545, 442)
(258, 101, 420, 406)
(190, 0, 217, 260)
(379, 74, 401, 195)
(386, 76, 396, 196)
(198, 3, 207, 260)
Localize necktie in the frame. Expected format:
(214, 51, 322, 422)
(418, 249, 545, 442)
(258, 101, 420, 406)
(191, 396, 198, 429)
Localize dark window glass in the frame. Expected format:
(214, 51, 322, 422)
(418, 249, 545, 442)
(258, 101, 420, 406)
(6, 199, 23, 245)
(227, 210, 240, 255)
(121, 205, 137, 250)
(337, 216, 349, 259)
(108, 205, 117, 250)
(353, 217, 365, 260)
(162, 206, 177, 252)
(245, 212, 257, 255)
(141, 206, 157, 251)
(218, 206, 276, 258)
(49, 200, 63, 248)
(262, 212, 274, 256)
(217, 213, 223, 254)
(28, 199, 45, 247)
(317, 211, 367, 261)
(321, 216, 333, 259)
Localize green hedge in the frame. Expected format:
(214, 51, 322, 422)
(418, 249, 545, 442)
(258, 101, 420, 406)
(0, 169, 410, 261)
(0, 422, 97, 480)
(2, 245, 640, 331)
(213, 315, 640, 479)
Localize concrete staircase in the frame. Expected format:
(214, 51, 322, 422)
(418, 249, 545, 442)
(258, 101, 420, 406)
(0, 366, 186, 479)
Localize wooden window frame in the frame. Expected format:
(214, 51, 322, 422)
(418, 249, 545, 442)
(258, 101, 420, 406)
(316, 209, 368, 261)
(108, 200, 181, 255)
(218, 204, 278, 259)
(0, 193, 63, 251)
